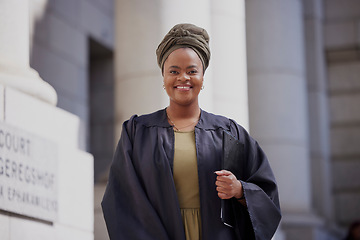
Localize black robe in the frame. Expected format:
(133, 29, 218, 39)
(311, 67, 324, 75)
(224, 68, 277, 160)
(102, 109, 281, 240)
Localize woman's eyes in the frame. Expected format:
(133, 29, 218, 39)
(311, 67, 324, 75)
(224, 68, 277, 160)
(169, 69, 198, 74)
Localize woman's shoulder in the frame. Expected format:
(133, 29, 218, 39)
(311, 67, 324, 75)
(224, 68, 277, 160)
(198, 110, 228, 129)
(199, 109, 244, 131)
(199, 110, 251, 141)
(125, 109, 168, 128)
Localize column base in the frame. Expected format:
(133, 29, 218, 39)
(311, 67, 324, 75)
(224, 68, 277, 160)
(281, 212, 345, 240)
(0, 64, 57, 105)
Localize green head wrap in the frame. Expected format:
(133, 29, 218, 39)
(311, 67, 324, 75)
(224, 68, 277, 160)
(156, 23, 211, 73)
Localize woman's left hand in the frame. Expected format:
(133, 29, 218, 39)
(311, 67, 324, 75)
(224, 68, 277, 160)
(215, 170, 243, 199)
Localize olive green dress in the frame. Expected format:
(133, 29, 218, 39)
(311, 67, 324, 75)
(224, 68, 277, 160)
(173, 130, 202, 240)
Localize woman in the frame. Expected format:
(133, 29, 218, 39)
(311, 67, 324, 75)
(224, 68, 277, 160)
(102, 23, 281, 240)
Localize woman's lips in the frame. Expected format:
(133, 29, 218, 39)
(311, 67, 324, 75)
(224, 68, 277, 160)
(174, 85, 192, 90)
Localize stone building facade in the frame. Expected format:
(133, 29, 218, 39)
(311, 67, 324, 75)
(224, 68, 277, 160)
(1, 0, 359, 239)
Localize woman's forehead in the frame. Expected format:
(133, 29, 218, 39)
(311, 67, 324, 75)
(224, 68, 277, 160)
(165, 48, 202, 67)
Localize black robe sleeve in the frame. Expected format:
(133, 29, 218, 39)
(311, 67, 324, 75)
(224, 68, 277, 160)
(101, 116, 172, 240)
(230, 120, 281, 240)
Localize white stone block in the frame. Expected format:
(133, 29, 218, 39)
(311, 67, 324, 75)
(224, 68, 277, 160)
(330, 127, 360, 157)
(0, 213, 10, 240)
(0, 84, 4, 121)
(55, 95, 88, 150)
(55, 224, 93, 240)
(5, 87, 79, 148)
(334, 192, 360, 223)
(57, 148, 93, 231)
(10, 217, 55, 240)
(330, 95, 360, 124)
(333, 160, 360, 190)
(324, 21, 357, 49)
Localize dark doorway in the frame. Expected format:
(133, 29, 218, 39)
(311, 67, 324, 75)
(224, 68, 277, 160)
(88, 37, 114, 183)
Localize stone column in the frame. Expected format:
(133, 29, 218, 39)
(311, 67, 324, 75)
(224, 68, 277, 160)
(211, 0, 249, 129)
(246, 0, 322, 238)
(0, 0, 57, 105)
(303, 0, 334, 222)
(114, 0, 162, 139)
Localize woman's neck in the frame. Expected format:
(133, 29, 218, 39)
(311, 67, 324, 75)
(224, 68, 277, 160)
(166, 104, 201, 132)
(166, 104, 200, 119)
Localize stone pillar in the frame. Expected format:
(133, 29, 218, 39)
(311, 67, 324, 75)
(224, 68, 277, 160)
(114, 0, 161, 139)
(211, 0, 249, 129)
(246, 0, 311, 212)
(303, 0, 334, 223)
(246, 0, 323, 239)
(0, 0, 57, 105)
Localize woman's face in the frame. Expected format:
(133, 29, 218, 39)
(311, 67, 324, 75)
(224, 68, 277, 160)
(163, 48, 204, 108)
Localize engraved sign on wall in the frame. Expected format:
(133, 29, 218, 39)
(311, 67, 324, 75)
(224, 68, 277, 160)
(0, 122, 58, 222)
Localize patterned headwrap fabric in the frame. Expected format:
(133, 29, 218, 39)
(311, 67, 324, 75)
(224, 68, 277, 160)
(156, 23, 211, 73)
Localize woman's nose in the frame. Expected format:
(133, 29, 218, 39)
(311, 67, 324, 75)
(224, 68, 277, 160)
(177, 73, 190, 81)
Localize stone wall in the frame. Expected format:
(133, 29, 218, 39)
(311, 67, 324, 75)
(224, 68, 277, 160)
(324, 0, 360, 228)
(29, 0, 114, 151)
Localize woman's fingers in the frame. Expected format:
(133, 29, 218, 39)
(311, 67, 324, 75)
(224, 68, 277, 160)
(214, 170, 242, 199)
(214, 170, 232, 176)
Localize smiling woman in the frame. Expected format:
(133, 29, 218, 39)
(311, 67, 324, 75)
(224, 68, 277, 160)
(102, 23, 281, 240)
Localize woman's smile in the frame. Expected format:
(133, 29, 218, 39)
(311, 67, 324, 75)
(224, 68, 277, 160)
(174, 84, 192, 90)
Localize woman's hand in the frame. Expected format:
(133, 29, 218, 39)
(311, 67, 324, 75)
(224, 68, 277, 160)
(215, 170, 243, 199)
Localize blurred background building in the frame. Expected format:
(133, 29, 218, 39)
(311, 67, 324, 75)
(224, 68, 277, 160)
(1, 0, 359, 239)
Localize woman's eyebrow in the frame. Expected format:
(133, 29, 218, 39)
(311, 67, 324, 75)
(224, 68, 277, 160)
(169, 65, 180, 69)
(168, 65, 198, 70)
(187, 65, 198, 69)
